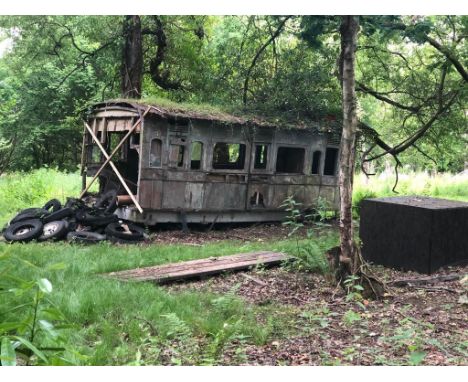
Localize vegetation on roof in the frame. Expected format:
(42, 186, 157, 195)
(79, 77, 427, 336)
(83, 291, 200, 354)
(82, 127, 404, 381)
(108, 97, 338, 130)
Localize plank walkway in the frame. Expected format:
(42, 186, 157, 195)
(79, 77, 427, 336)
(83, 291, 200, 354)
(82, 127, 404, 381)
(106, 251, 291, 284)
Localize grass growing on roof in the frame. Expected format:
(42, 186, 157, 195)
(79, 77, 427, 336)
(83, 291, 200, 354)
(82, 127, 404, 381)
(109, 96, 327, 129)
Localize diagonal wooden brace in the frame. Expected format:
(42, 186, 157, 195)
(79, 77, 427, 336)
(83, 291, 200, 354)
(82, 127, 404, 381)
(82, 122, 144, 214)
(80, 106, 151, 199)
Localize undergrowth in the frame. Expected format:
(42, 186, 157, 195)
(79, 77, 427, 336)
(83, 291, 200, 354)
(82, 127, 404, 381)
(0, 168, 96, 227)
(353, 171, 468, 216)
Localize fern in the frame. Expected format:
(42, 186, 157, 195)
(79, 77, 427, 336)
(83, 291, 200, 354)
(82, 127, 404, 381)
(160, 313, 191, 339)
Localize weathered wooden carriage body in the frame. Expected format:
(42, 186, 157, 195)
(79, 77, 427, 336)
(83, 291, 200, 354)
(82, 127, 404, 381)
(82, 100, 341, 225)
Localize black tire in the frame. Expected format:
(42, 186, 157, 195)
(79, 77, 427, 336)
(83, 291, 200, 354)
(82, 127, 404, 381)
(3, 219, 44, 243)
(66, 218, 79, 232)
(42, 207, 75, 224)
(105, 221, 145, 241)
(43, 199, 62, 213)
(75, 209, 118, 227)
(64, 197, 86, 210)
(66, 231, 107, 244)
(38, 220, 69, 241)
(95, 190, 118, 214)
(108, 235, 145, 245)
(10, 208, 48, 224)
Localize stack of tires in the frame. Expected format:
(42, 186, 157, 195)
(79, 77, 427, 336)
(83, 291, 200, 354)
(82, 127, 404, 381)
(2, 191, 147, 245)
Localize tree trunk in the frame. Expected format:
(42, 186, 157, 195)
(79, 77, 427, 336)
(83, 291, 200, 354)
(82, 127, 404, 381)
(338, 16, 359, 262)
(327, 16, 385, 299)
(121, 15, 143, 99)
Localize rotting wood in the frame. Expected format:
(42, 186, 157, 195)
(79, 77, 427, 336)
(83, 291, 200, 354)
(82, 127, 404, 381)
(105, 251, 291, 284)
(80, 107, 151, 198)
(83, 122, 143, 213)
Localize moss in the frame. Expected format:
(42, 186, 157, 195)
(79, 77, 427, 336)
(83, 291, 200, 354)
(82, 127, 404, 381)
(99, 97, 340, 132)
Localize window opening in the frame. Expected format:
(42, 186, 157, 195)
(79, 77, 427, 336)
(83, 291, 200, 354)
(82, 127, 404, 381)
(191, 141, 203, 170)
(275, 147, 305, 174)
(212, 143, 246, 170)
(311, 150, 322, 174)
(324, 147, 339, 175)
(150, 138, 162, 167)
(254, 144, 268, 169)
(169, 144, 185, 168)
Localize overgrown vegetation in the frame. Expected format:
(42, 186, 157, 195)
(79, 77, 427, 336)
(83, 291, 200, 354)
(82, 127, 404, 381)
(0, 16, 466, 173)
(0, 14, 466, 365)
(353, 171, 468, 215)
(0, 168, 97, 227)
(0, 168, 466, 365)
(0, 236, 331, 365)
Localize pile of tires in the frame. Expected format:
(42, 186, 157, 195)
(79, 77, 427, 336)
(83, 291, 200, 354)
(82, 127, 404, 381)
(1, 191, 147, 245)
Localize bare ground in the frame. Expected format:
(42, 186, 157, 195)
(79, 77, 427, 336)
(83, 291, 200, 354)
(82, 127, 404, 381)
(168, 266, 467, 365)
(148, 221, 332, 245)
(160, 223, 467, 366)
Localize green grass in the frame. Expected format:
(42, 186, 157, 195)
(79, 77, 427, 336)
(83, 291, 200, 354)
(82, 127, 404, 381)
(0, 233, 337, 365)
(353, 171, 468, 214)
(0, 168, 96, 227)
(1, 169, 466, 364)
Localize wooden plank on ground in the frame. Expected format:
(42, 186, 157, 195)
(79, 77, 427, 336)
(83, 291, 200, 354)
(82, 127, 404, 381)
(105, 251, 291, 284)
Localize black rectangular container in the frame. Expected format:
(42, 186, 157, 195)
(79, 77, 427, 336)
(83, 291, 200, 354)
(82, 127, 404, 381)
(359, 196, 468, 274)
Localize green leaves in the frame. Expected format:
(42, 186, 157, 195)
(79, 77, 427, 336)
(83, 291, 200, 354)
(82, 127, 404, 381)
(37, 278, 53, 294)
(1, 338, 16, 366)
(342, 310, 362, 326)
(0, 258, 75, 366)
(408, 350, 426, 366)
(11, 336, 48, 363)
(38, 320, 58, 339)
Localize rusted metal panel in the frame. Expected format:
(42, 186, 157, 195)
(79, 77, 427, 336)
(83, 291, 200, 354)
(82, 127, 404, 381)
(151, 180, 163, 209)
(202, 182, 247, 210)
(304, 185, 321, 206)
(247, 183, 273, 209)
(319, 186, 336, 206)
(321, 176, 339, 186)
(118, 208, 287, 224)
(203, 183, 228, 210)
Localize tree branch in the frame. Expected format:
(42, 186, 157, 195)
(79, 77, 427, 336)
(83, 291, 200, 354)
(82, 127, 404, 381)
(242, 16, 292, 105)
(356, 81, 421, 113)
(363, 90, 459, 162)
(148, 16, 183, 91)
(423, 35, 468, 82)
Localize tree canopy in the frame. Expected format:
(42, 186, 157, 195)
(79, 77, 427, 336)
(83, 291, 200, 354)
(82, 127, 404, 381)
(0, 15, 466, 173)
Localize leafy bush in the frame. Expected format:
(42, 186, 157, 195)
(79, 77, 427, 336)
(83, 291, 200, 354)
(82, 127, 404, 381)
(352, 189, 378, 217)
(0, 250, 78, 365)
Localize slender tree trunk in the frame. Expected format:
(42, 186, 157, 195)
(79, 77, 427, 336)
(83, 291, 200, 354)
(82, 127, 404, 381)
(121, 15, 143, 99)
(328, 16, 385, 299)
(338, 16, 359, 261)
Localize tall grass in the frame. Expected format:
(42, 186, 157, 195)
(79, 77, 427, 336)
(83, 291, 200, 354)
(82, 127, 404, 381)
(0, 168, 88, 226)
(353, 171, 468, 214)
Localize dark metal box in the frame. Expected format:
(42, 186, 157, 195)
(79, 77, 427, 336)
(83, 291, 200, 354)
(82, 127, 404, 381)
(359, 196, 468, 274)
